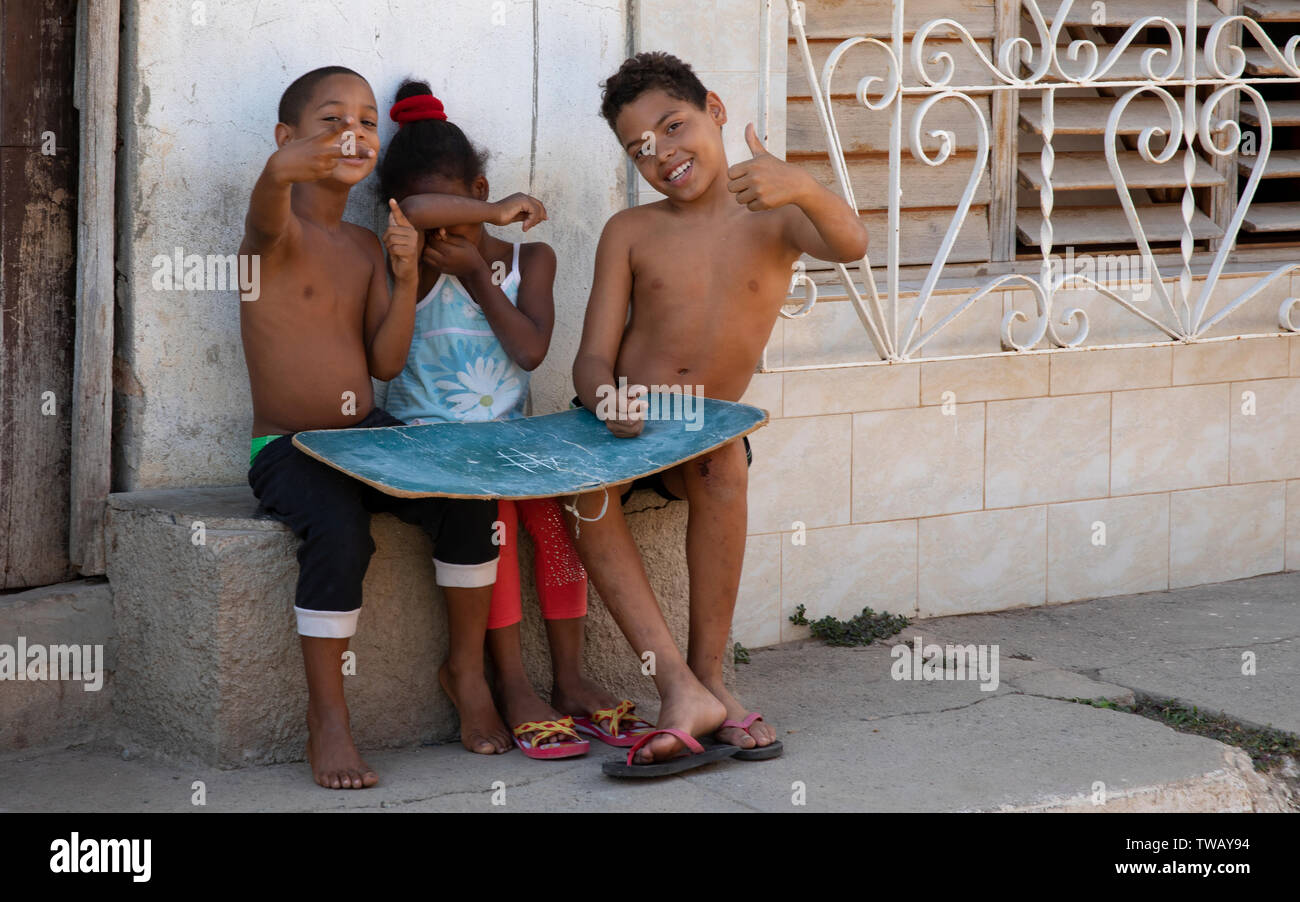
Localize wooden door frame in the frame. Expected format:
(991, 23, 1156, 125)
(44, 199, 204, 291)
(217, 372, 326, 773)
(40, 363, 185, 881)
(69, 0, 119, 575)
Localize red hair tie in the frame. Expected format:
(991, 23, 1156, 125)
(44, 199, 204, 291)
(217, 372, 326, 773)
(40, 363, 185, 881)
(390, 94, 448, 126)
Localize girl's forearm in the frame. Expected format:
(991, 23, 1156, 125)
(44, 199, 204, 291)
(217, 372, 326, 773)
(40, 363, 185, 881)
(463, 266, 549, 371)
(399, 193, 497, 230)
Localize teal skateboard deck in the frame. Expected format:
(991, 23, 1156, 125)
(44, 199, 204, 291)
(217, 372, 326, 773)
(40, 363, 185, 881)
(292, 397, 768, 500)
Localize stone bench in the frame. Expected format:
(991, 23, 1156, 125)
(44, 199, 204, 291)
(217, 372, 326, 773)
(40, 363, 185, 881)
(106, 486, 716, 767)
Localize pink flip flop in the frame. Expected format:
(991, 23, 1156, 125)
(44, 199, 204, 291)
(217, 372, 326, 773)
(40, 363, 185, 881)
(601, 728, 739, 778)
(511, 716, 590, 760)
(572, 699, 657, 747)
(719, 712, 784, 761)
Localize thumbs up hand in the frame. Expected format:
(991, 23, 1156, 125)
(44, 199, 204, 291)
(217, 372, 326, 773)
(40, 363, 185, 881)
(726, 122, 810, 211)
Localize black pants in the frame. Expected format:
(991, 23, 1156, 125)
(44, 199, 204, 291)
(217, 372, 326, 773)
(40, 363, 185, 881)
(248, 407, 499, 637)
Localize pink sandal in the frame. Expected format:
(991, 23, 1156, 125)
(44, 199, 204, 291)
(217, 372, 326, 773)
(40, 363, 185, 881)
(719, 712, 784, 760)
(572, 699, 657, 747)
(512, 716, 590, 760)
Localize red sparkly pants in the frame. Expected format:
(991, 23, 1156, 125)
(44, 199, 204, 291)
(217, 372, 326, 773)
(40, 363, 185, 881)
(487, 498, 588, 628)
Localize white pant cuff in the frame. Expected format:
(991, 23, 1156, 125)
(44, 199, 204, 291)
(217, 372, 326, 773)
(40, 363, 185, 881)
(294, 606, 360, 638)
(434, 557, 498, 588)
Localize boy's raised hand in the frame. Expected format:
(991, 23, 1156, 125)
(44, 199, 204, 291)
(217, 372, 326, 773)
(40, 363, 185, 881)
(727, 123, 811, 211)
(383, 199, 420, 282)
(269, 116, 371, 184)
(491, 192, 548, 231)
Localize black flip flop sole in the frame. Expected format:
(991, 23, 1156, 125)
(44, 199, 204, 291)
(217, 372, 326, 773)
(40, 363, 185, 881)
(732, 739, 784, 761)
(601, 741, 739, 778)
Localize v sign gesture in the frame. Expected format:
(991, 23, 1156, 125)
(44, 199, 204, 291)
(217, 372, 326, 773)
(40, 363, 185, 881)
(270, 116, 370, 185)
(725, 123, 812, 211)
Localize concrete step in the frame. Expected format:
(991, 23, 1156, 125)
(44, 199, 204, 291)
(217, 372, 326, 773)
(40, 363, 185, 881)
(0, 579, 115, 754)
(104, 486, 704, 768)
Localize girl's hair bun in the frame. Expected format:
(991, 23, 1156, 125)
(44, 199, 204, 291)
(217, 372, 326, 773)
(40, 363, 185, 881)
(378, 77, 489, 202)
(395, 79, 434, 102)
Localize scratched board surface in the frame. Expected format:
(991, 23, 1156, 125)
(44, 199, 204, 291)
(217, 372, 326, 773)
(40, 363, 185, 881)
(292, 397, 769, 499)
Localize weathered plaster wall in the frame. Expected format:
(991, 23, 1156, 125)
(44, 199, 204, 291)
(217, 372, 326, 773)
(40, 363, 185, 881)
(114, 0, 629, 489)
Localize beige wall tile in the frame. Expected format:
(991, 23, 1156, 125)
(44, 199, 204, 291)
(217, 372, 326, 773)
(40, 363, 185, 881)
(747, 414, 852, 533)
(740, 372, 783, 418)
(1290, 333, 1300, 377)
(1171, 336, 1290, 385)
(782, 300, 881, 367)
(852, 403, 985, 522)
(762, 316, 784, 369)
(1169, 482, 1285, 588)
(920, 353, 1048, 404)
(918, 506, 1047, 616)
(1047, 494, 1170, 603)
(986, 394, 1110, 507)
(1198, 272, 1295, 339)
(917, 289, 1009, 359)
(1049, 345, 1172, 395)
(733, 533, 782, 649)
(783, 363, 917, 416)
(1229, 378, 1300, 484)
(1111, 384, 1229, 494)
(1288, 480, 1300, 571)
(1011, 284, 1168, 348)
(781, 522, 918, 638)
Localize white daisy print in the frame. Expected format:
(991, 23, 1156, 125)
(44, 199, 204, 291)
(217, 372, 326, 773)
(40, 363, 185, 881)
(436, 356, 522, 421)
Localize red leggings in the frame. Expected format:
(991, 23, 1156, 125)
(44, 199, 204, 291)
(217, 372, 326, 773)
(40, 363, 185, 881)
(487, 498, 588, 629)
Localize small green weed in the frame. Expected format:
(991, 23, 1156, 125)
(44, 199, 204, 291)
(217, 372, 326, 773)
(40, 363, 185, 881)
(789, 603, 910, 647)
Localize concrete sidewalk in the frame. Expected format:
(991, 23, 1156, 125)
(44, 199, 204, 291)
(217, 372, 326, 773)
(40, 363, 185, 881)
(1, 571, 1296, 812)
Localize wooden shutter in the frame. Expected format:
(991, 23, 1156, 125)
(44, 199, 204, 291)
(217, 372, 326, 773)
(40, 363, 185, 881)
(787, 0, 997, 266)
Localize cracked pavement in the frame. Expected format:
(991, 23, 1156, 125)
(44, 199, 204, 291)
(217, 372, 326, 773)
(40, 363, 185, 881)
(0, 571, 1295, 812)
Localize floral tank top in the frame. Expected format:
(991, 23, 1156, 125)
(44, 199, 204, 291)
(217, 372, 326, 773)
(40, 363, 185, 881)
(385, 243, 529, 425)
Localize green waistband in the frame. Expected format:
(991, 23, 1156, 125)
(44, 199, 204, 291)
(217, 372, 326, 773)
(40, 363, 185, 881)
(250, 434, 286, 464)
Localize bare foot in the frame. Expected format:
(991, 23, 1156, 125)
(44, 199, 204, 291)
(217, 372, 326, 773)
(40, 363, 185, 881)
(631, 681, 726, 764)
(497, 679, 575, 751)
(550, 676, 621, 724)
(699, 677, 779, 750)
(306, 708, 379, 790)
(439, 662, 512, 754)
